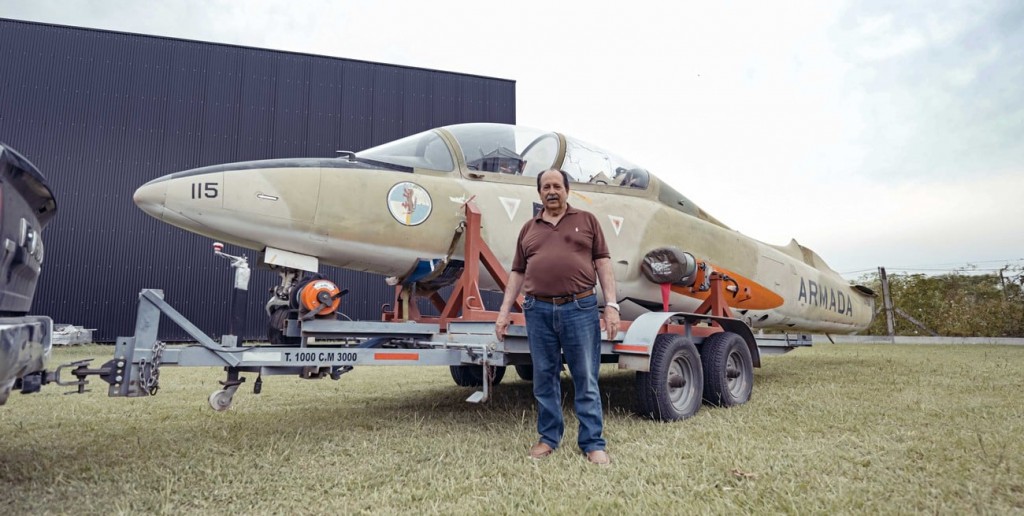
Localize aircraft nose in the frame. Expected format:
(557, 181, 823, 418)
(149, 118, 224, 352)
(133, 177, 168, 220)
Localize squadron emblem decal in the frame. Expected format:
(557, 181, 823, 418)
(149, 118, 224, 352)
(387, 182, 432, 226)
(499, 197, 521, 221)
(608, 215, 624, 236)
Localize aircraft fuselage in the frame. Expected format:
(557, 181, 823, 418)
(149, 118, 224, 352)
(134, 124, 874, 334)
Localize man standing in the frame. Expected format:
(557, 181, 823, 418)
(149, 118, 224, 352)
(495, 168, 620, 466)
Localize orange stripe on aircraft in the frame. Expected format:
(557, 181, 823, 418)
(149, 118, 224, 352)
(672, 264, 784, 310)
(374, 352, 420, 361)
(614, 344, 649, 354)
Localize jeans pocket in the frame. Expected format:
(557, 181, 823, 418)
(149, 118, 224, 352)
(522, 295, 536, 311)
(575, 295, 598, 311)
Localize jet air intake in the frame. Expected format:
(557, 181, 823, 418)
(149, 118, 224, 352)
(641, 247, 698, 287)
(642, 247, 699, 312)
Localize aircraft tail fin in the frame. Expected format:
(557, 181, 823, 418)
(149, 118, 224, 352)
(771, 239, 839, 275)
(772, 240, 876, 298)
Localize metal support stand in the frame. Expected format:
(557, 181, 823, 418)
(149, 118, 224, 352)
(465, 344, 493, 403)
(385, 201, 524, 329)
(692, 270, 736, 319)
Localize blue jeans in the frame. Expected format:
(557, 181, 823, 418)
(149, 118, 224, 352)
(523, 294, 606, 453)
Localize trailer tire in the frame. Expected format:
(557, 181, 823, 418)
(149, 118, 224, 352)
(635, 334, 703, 421)
(209, 389, 233, 411)
(267, 307, 300, 345)
(514, 364, 534, 382)
(449, 365, 506, 387)
(699, 331, 753, 407)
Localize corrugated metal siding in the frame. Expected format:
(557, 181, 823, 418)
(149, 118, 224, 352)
(0, 18, 515, 341)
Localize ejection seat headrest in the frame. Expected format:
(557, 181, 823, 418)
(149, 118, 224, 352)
(641, 247, 697, 287)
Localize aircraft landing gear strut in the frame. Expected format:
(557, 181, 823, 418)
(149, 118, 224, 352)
(267, 267, 302, 345)
(266, 265, 347, 345)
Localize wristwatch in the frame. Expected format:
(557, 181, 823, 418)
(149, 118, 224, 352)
(605, 302, 620, 312)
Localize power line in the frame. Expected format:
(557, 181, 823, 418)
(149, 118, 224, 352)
(887, 260, 1024, 269)
(840, 268, 877, 275)
(841, 259, 1024, 276)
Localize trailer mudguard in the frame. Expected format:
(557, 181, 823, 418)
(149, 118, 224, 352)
(614, 311, 760, 368)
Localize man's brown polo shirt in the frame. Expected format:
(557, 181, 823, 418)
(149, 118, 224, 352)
(511, 204, 610, 297)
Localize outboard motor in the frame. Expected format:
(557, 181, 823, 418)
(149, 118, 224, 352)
(641, 247, 698, 311)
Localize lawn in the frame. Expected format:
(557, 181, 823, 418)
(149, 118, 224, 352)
(2, 343, 1022, 514)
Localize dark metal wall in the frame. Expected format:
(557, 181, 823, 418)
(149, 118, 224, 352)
(0, 18, 516, 341)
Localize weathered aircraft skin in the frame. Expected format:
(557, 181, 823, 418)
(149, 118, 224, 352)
(134, 123, 874, 334)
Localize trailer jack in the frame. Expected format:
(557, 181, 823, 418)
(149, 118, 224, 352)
(209, 375, 245, 411)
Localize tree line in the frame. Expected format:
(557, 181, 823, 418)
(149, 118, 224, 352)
(854, 266, 1024, 337)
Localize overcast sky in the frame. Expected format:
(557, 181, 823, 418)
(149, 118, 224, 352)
(2, 0, 1022, 279)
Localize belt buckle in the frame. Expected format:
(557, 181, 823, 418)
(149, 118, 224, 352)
(560, 290, 586, 305)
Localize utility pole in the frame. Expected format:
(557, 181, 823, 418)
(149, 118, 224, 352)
(879, 267, 895, 341)
(999, 266, 1009, 300)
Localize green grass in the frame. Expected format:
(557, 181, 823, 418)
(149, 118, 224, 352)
(2, 343, 1023, 514)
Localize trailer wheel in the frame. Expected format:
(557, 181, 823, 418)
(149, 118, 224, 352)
(699, 331, 753, 407)
(635, 334, 703, 421)
(514, 364, 534, 382)
(449, 365, 506, 387)
(267, 307, 300, 345)
(209, 389, 233, 411)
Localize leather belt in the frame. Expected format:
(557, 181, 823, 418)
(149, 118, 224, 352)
(531, 288, 595, 305)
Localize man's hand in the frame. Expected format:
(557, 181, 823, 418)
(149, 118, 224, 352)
(594, 258, 619, 340)
(495, 272, 525, 342)
(495, 311, 510, 341)
(604, 306, 620, 340)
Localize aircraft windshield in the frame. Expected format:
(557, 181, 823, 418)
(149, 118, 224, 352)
(445, 124, 558, 177)
(362, 123, 650, 189)
(356, 130, 454, 171)
(562, 135, 649, 189)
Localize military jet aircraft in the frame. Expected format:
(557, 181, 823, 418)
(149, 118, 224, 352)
(133, 123, 874, 337)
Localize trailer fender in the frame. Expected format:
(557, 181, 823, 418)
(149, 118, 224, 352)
(612, 311, 760, 372)
(613, 311, 683, 372)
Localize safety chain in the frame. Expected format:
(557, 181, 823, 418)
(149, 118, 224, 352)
(485, 344, 497, 381)
(137, 341, 166, 396)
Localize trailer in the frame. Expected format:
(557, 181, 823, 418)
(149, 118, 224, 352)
(56, 202, 809, 420)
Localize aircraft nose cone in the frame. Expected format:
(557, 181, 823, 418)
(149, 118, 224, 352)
(133, 177, 168, 220)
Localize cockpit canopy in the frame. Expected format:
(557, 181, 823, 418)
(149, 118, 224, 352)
(466, 146, 525, 174)
(445, 124, 556, 177)
(354, 123, 728, 229)
(355, 129, 455, 171)
(356, 123, 650, 190)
